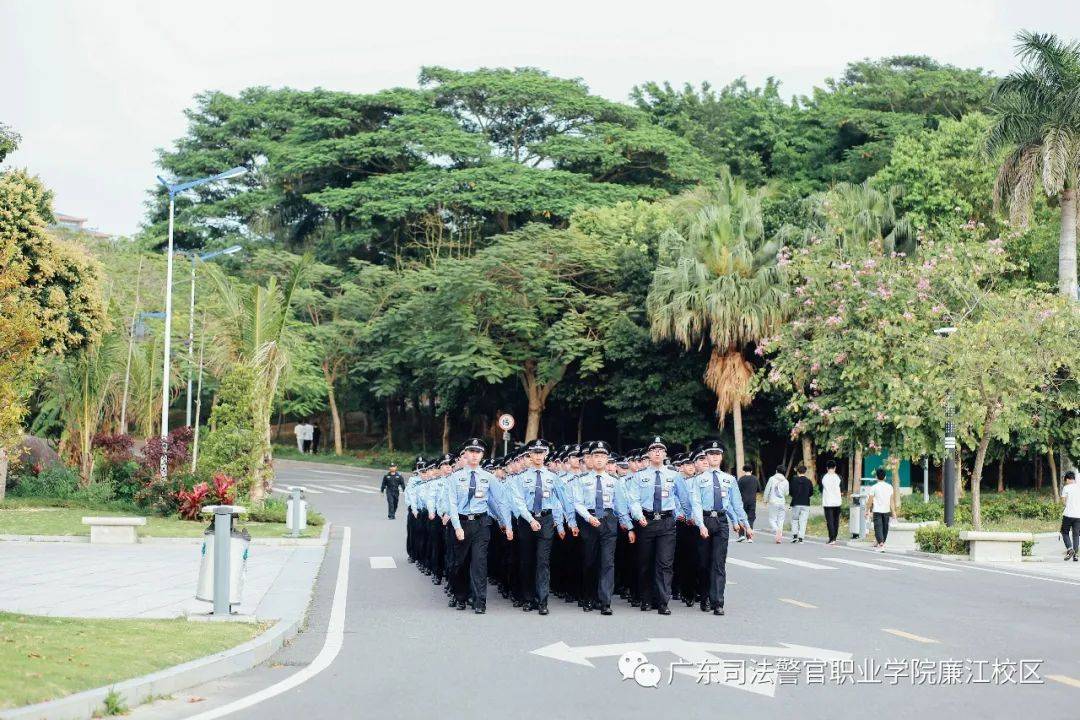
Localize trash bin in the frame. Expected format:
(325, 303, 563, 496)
(286, 487, 307, 533)
(196, 511, 251, 605)
(849, 484, 872, 539)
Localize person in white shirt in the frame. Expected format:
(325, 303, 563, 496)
(293, 421, 306, 453)
(820, 460, 843, 546)
(864, 467, 896, 551)
(1061, 471, 1080, 562)
(762, 466, 789, 544)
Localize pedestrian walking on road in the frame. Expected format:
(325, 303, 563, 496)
(788, 465, 814, 543)
(1060, 471, 1080, 562)
(821, 460, 843, 545)
(763, 466, 789, 543)
(736, 464, 760, 543)
(381, 462, 406, 519)
(866, 467, 896, 551)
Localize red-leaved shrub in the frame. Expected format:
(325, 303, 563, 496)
(177, 482, 210, 520)
(211, 473, 237, 505)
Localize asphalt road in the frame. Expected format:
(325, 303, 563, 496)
(129, 459, 1080, 720)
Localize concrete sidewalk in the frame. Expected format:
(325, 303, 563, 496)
(0, 540, 324, 620)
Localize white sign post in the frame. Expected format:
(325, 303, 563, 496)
(498, 414, 515, 456)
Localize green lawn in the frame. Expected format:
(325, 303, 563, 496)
(0, 612, 266, 710)
(0, 502, 318, 539)
(804, 513, 1059, 538)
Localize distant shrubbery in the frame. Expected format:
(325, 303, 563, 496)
(900, 491, 1062, 524)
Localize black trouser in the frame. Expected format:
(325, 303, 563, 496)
(415, 512, 429, 570)
(454, 515, 492, 607)
(873, 512, 891, 544)
(581, 511, 618, 608)
(637, 515, 676, 609)
(518, 513, 556, 606)
(1063, 516, 1080, 552)
(697, 515, 730, 608)
(386, 491, 399, 518)
(824, 506, 841, 542)
(743, 502, 756, 530)
(406, 510, 415, 560)
(301, 439, 311, 453)
(675, 520, 697, 601)
(428, 517, 445, 580)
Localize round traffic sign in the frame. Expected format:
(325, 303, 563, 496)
(498, 414, 515, 431)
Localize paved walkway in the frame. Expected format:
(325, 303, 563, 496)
(0, 542, 324, 619)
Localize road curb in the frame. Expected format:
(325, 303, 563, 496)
(0, 522, 330, 547)
(0, 527, 332, 720)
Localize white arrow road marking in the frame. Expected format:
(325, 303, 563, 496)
(1047, 674, 1080, 689)
(779, 598, 817, 609)
(531, 637, 852, 697)
(183, 526, 352, 720)
(369, 556, 396, 569)
(765, 557, 836, 570)
(727, 558, 776, 570)
(819, 557, 896, 570)
(882, 628, 939, 644)
(876, 558, 958, 572)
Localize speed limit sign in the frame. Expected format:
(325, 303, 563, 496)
(497, 414, 515, 431)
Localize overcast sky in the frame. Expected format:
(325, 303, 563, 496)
(2, 0, 1074, 236)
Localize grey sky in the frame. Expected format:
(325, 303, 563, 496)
(2, 0, 1073, 236)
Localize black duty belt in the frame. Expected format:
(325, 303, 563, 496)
(460, 514, 481, 522)
(534, 509, 553, 517)
(649, 510, 674, 520)
(587, 508, 613, 516)
(705, 511, 726, 518)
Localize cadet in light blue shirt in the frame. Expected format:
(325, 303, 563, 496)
(446, 438, 513, 613)
(626, 437, 693, 614)
(571, 441, 633, 615)
(688, 441, 751, 615)
(404, 457, 426, 566)
(510, 439, 564, 613)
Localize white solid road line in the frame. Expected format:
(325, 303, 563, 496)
(882, 628, 939, 644)
(876, 558, 958, 572)
(306, 468, 367, 477)
(779, 598, 817, 609)
(819, 557, 897, 570)
(329, 484, 376, 494)
(765, 557, 836, 570)
(369, 556, 397, 569)
(728, 558, 776, 570)
(316, 485, 350, 493)
(184, 526, 352, 720)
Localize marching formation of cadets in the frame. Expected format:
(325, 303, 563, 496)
(403, 435, 753, 616)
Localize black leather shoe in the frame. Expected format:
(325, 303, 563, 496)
(713, 606, 725, 616)
(699, 600, 708, 612)
(640, 603, 650, 612)
(582, 602, 593, 612)
(539, 605, 549, 616)
(658, 606, 671, 615)
(456, 601, 467, 611)
(474, 606, 486, 614)
(448, 598, 457, 608)
(684, 597, 694, 607)
(629, 599, 640, 608)
(512, 599, 522, 607)
(433, 578, 442, 585)
(600, 606, 613, 616)
(522, 602, 534, 612)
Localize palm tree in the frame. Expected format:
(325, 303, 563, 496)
(987, 30, 1080, 301)
(205, 259, 308, 503)
(647, 171, 787, 471)
(809, 181, 915, 254)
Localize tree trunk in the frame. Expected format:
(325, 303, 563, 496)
(1048, 447, 1060, 501)
(997, 457, 1005, 493)
(801, 436, 815, 483)
(321, 367, 343, 455)
(576, 404, 585, 445)
(852, 446, 863, 495)
(956, 447, 966, 499)
(970, 406, 997, 531)
(385, 398, 394, 452)
(1036, 454, 1043, 490)
(441, 413, 450, 454)
(0, 447, 7, 503)
(519, 361, 564, 443)
(733, 403, 746, 475)
(1058, 186, 1078, 300)
(890, 457, 901, 505)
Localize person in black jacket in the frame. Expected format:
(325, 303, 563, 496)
(381, 463, 406, 519)
(735, 464, 760, 543)
(788, 465, 814, 543)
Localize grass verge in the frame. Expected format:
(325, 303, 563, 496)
(0, 612, 266, 709)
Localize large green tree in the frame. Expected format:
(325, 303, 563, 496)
(986, 30, 1080, 301)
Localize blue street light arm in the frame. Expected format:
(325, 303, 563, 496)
(196, 245, 243, 262)
(157, 166, 247, 196)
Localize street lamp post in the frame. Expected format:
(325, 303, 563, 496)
(935, 326, 957, 527)
(155, 167, 247, 483)
(186, 245, 242, 427)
